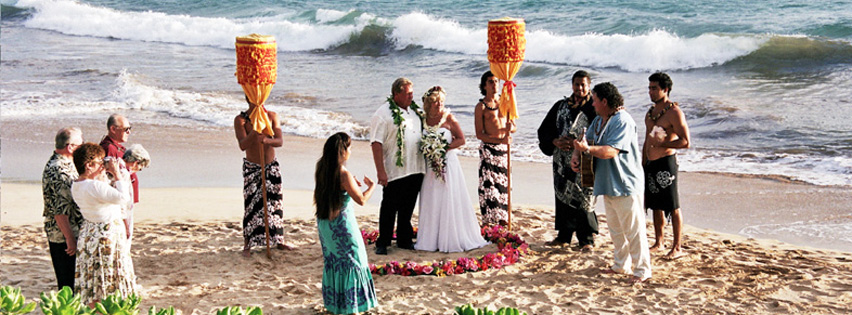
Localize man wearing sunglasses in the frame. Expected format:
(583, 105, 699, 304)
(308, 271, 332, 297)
(100, 114, 138, 205)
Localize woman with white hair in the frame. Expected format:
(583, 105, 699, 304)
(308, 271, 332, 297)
(415, 86, 489, 253)
(121, 144, 150, 245)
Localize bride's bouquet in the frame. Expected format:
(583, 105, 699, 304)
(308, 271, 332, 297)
(420, 128, 449, 182)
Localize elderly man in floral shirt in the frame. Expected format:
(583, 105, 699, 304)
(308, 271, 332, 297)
(42, 127, 84, 290)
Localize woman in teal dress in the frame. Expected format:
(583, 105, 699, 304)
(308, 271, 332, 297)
(315, 132, 378, 315)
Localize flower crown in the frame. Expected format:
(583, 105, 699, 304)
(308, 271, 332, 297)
(422, 85, 446, 104)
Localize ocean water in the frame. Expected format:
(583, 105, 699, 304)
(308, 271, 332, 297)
(2, 0, 852, 249)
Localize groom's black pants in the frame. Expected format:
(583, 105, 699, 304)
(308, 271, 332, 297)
(377, 173, 424, 248)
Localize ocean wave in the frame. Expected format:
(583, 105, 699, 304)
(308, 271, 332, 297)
(0, 3, 30, 20)
(726, 36, 852, 71)
(9, 0, 771, 71)
(740, 221, 852, 251)
(678, 149, 852, 187)
(1, 69, 368, 139)
(12, 0, 373, 51)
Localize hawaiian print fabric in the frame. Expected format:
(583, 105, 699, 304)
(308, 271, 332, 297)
(242, 158, 285, 250)
(479, 142, 509, 225)
(317, 193, 378, 314)
(42, 152, 83, 243)
(75, 219, 136, 306)
(553, 97, 595, 211)
(644, 154, 680, 216)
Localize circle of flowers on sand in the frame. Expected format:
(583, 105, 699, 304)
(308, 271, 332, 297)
(362, 225, 530, 277)
(388, 97, 423, 168)
(420, 110, 450, 182)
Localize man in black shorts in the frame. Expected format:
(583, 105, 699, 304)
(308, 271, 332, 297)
(642, 72, 691, 260)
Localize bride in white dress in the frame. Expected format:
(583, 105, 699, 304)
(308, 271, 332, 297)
(415, 86, 489, 253)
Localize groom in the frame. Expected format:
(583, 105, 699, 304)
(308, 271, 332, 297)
(369, 77, 425, 255)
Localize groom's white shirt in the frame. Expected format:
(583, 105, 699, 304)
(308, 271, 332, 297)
(369, 104, 425, 182)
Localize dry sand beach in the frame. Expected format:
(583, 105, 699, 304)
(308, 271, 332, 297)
(2, 118, 852, 314)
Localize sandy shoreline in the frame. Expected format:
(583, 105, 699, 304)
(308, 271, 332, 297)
(3, 206, 851, 314)
(2, 116, 852, 314)
(3, 116, 851, 252)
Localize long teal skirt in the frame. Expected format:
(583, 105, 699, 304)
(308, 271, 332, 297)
(318, 194, 378, 314)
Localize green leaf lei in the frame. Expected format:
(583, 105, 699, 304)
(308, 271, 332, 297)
(388, 96, 424, 167)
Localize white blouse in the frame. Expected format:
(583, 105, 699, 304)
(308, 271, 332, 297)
(71, 178, 132, 223)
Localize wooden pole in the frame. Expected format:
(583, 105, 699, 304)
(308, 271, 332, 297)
(259, 142, 272, 259)
(507, 142, 512, 231)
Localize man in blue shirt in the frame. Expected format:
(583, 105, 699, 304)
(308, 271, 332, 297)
(573, 82, 652, 284)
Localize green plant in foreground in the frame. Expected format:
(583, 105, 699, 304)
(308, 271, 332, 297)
(215, 306, 262, 315)
(146, 306, 176, 315)
(39, 287, 94, 315)
(454, 304, 527, 315)
(94, 292, 140, 315)
(0, 286, 38, 315)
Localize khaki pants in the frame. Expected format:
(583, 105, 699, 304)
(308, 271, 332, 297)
(603, 194, 652, 279)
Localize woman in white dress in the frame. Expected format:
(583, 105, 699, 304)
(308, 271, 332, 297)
(70, 143, 136, 307)
(415, 86, 489, 253)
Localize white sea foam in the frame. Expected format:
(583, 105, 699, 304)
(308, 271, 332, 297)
(525, 30, 766, 72)
(740, 221, 852, 252)
(390, 12, 486, 54)
(315, 9, 352, 24)
(14, 0, 368, 51)
(2, 69, 367, 139)
(13, 0, 768, 72)
(678, 149, 852, 186)
(389, 12, 767, 71)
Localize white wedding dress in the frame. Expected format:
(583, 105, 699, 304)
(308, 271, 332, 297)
(415, 127, 489, 253)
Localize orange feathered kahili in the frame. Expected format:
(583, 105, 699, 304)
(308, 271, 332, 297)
(235, 34, 277, 136)
(487, 18, 525, 121)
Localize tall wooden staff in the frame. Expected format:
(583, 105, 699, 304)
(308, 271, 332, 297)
(487, 18, 526, 230)
(236, 34, 278, 258)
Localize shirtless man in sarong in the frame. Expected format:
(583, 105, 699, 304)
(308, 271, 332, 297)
(234, 97, 291, 257)
(474, 71, 516, 226)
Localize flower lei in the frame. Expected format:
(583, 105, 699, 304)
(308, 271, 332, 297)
(388, 97, 424, 167)
(363, 225, 530, 277)
(420, 110, 450, 182)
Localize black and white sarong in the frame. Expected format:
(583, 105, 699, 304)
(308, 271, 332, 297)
(479, 142, 509, 225)
(243, 158, 285, 249)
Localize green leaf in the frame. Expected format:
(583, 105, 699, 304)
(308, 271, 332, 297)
(147, 306, 176, 315)
(0, 286, 38, 315)
(94, 292, 140, 315)
(216, 307, 239, 315)
(38, 287, 93, 315)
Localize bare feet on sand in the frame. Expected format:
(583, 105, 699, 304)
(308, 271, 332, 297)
(649, 242, 663, 252)
(629, 276, 648, 285)
(664, 248, 686, 260)
(601, 268, 620, 275)
(242, 249, 251, 257)
(544, 239, 567, 246)
(277, 243, 295, 250)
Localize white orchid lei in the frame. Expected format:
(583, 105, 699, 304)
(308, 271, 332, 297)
(420, 110, 450, 182)
(388, 97, 423, 168)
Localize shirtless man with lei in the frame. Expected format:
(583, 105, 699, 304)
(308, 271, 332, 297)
(474, 71, 516, 226)
(643, 72, 691, 260)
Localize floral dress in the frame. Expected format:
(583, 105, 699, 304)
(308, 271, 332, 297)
(317, 193, 378, 314)
(71, 179, 136, 305)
